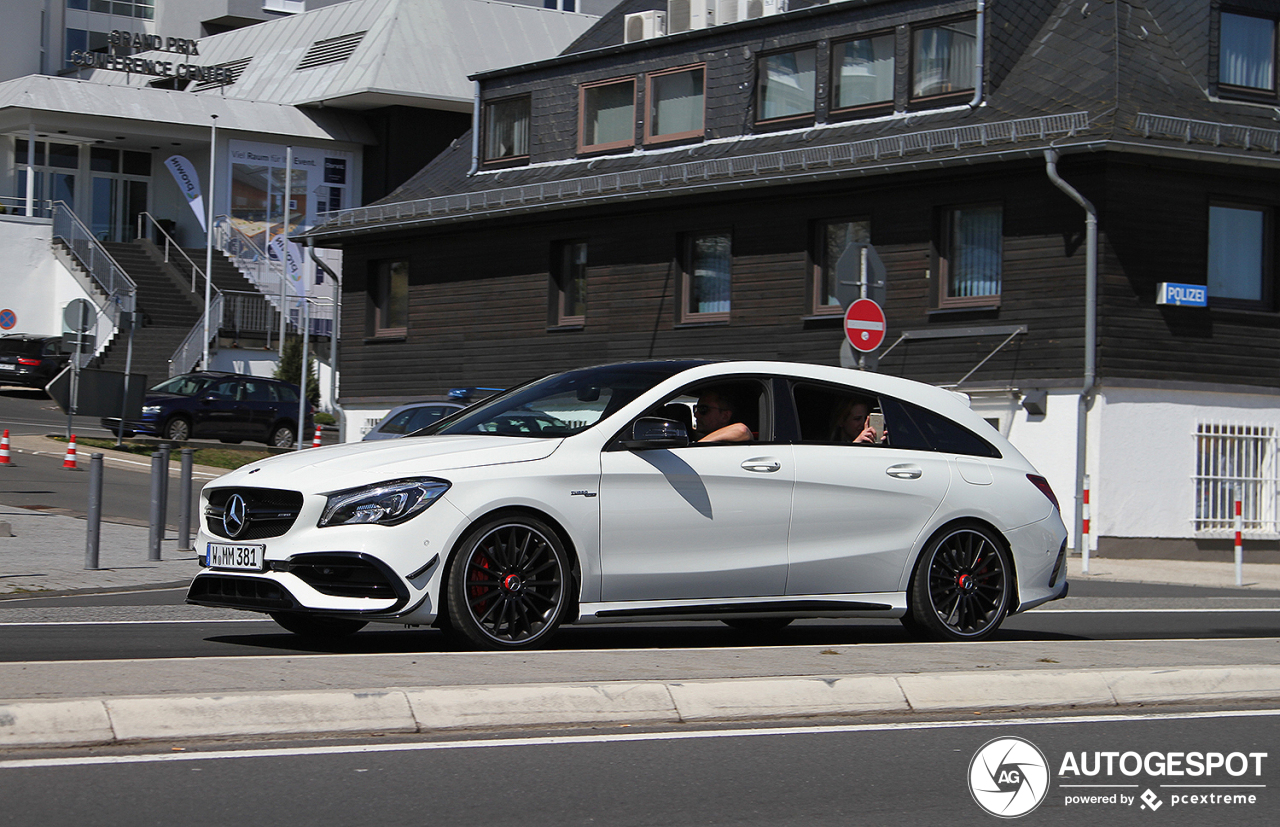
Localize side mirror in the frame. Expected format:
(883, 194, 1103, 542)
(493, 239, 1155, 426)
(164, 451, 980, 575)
(619, 417, 690, 450)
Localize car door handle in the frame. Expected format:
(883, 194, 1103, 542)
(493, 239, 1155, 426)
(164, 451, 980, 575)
(741, 457, 781, 473)
(886, 464, 922, 480)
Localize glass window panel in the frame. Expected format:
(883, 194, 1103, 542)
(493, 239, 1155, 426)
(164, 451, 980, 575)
(690, 233, 732, 315)
(650, 68, 704, 138)
(560, 241, 587, 320)
(913, 18, 977, 98)
(758, 49, 816, 120)
(834, 35, 895, 108)
(123, 150, 151, 176)
(583, 81, 635, 147)
(67, 0, 88, 9)
(818, 220, 870, 308)
(1208, 205, 1265, 301)
(90, 0, 110, 12)
(1221, 12, 1275, 90)
(377, 260, 409, 331)
(949, 206, 1001, 298)
(47, 143, 78, 170)
(486, 97, 531, 160)
(90, 147, 119, 173)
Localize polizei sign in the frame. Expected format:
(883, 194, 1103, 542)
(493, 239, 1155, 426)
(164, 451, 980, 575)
(68, 29, 232, 85)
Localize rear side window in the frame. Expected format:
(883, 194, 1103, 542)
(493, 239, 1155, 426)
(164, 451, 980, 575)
(880, 397, 1000, 458)
(275, 383, 299, 404)
(0, 339, 41, 356)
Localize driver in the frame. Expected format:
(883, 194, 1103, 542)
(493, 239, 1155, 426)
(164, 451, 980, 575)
(693, 388, 751, 443)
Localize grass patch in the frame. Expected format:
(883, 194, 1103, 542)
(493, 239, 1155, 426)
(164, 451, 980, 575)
(53, 436, 274, 471)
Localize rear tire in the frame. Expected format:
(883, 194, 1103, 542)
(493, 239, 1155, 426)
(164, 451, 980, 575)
(904, 524, 1012, 642)
(269, 612, 368, 639)
(270, 424, 296, 448)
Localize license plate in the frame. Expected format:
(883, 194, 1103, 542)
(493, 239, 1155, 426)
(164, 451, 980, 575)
(207, 542, 265, 571)
(0, 364, 15, 370)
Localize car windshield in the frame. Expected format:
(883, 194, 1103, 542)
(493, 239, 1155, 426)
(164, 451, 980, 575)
(150, 375, 213, 396)
(424, 362, 706, 438)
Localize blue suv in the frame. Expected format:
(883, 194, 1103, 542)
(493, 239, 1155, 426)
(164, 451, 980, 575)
(101, 372, 312, 447)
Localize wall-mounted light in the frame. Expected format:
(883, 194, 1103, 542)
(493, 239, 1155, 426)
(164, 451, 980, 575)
(1021, 389, 1047, 417)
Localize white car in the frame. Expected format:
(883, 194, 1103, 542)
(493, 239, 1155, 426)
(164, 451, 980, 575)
(187, 360, 1068, 649)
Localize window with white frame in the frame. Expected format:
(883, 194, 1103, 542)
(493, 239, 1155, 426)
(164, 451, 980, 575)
(1195, 422, 1278, 535)
(1220, 11, 1277, 92)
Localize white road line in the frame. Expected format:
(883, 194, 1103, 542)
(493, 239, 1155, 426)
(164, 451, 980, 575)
(3, 708, 1278, 770)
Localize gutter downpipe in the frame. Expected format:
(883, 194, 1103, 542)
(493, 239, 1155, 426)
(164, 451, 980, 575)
(308, 239, 345, 443)
(967, 0, 986, 110)
(1045, 148, 1098, 575)
(468, 81, 481, 176)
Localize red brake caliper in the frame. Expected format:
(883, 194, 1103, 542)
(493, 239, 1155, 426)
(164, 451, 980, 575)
(469, 553, 493, 613)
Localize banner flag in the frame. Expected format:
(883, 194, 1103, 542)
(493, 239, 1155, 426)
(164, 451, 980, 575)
(269, 233, 306, 297)
(164, 155, 206, 232)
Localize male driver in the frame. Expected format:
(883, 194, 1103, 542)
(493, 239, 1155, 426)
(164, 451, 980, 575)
(694, 388, 751, 443)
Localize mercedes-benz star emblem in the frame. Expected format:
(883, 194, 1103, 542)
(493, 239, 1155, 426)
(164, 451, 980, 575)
(223, 493, 249, 539)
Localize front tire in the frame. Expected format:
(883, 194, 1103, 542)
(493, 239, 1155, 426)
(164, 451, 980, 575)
(904, 524, 1012, 642)
(163, 416, 191, 442)
(269, 423, 296, 448)
(446, 515, 570, 650)
(269, 612, 368, 639)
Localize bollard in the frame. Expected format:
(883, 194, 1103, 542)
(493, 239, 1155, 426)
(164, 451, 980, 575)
(178, 448, 194, 552)
(1234, 498, 1243, 588)
(85, 453, 103, 570)
(148, 451, 164, 561)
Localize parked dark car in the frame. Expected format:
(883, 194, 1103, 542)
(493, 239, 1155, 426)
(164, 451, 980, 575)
(101, 372, 312, 447)
(362, 401, 465, 441)
(0, 334, 68, 390)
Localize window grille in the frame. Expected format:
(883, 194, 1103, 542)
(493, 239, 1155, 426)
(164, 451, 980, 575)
(1194, 422, 1278, 536)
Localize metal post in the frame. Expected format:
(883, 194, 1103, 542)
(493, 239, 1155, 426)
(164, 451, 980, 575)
(84, 453, 103, 570)
(280, 146, 294, 358)
(148, 451, 164, 561)
(1234, 498, 1244, 588)
(204, 113, 218, 371)
(296, 297, 310, 450)
(178, 448, 194, 551)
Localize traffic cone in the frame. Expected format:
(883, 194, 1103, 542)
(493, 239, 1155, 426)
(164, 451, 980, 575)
(311, 424, 323, 448)
(0, 429, 10, 466)
(62, 434, 78, 469)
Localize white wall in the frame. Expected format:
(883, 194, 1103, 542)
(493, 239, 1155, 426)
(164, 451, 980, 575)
(0, 216, 105, 343)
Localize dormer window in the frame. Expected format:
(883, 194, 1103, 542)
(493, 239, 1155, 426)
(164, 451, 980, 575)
(1220, 11, 1277, 93)
(579, 77, 636, 153)
(757, 48, 816, 123)
(645, 65, 705, 144)
(832, 34, 895, 112)
(484, 96, 531, 163)
(911, 18, 976, 101)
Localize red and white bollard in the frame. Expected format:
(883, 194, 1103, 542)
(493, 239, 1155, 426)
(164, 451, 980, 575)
(1080, 474, 1091, 574)
(62, 434, 78, 470)
(311, 424, 323, 448)
(1234, 498, 1244, 588)
(0, 429, 11, 466)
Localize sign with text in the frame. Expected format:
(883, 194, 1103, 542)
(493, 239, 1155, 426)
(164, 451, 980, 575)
(1157, 282, 1208, 307)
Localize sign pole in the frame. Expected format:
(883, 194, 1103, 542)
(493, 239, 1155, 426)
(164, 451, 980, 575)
(204, 114, 217, 371)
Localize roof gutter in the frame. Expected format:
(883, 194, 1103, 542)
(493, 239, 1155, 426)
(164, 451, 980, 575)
(1044, 147, 1097, 573)
(468, 80, 481, 177)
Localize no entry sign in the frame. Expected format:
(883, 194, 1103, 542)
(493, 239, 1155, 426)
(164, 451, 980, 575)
(844, 298, 886, 353)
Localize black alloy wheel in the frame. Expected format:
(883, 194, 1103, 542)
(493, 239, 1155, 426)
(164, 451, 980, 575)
(164, 416, 191, 442)
(905, 524, 1012, 642)
(269, 611, 368, 639)
(446, 515, 569, 650)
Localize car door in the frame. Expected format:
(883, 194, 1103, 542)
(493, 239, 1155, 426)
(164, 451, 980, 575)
(785, 382, 951, 596)
(597, 378, 793, 602)
(240, 379, 279, 441)
(194, 378, 247, 439)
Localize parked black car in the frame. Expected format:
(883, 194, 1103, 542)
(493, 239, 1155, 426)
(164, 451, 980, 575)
(101, 372, 313, 447)
(0, 334, 69, 390)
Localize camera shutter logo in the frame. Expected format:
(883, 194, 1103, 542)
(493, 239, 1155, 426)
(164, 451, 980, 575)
(969, 736, 1051, 818)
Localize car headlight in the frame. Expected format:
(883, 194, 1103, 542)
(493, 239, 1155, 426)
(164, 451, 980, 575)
(142, 405, 162, 415)
(318, 478, 450, 527)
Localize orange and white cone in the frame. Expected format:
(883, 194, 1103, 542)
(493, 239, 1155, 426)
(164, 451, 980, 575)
(62, 434, 78, 469)
(0, 429, 11, 466)
(311, 424, 323, 448)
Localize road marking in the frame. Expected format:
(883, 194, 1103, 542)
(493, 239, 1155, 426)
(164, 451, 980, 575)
(2, 708, 1278, 770)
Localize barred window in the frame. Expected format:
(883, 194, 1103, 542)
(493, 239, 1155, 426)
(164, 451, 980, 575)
(1194, 423, 1277, 535)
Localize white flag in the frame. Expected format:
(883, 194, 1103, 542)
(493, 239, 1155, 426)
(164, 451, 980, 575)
(269, 233, 306, 297)
(164, 155, 206, 232)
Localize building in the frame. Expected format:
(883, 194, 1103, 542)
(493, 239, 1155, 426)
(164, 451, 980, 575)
(0, 0, 598, 406)
(304, 0, 1280, 560)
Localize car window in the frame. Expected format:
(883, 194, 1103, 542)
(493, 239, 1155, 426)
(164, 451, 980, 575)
(407, 406, 450, 431)
(639, 378, 771, 444)
(242, 381, 273, 402)
(275, 383, 299, 404)
(380, 409, 417, 436)
(151, 375, 211, 396)
(209, 379, 241, 400)
(879, 396, 1001, 458)
(790, 382, 885, 445)
(41, 340, 61, 357)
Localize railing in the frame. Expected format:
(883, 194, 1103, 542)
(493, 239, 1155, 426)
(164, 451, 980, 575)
(214, 215, 287, 297)
(136, 211, 212, 296)
(51, 201, 137, 326)
(221, 290, 282, 339)
(0, 195, 52, 216)
(169, 292, 225, 378)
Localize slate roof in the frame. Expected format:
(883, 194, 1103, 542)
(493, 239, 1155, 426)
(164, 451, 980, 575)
(306, 0, 1280, 242)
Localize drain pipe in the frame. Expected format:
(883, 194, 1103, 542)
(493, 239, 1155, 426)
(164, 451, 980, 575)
(308, 238, 346, 443)
(1045, 148, 1098, 574)
(967, 0, 986, 110)
(468, 80, 481, 176)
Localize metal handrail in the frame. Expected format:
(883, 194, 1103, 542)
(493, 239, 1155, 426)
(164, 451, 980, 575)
(51, 201, 137, 323)
(169, 292, 225, 377)
(213, 214, 287, 296)
(135, 211, 215, 297)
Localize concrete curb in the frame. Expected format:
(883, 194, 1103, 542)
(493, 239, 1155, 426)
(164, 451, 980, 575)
(3, 665, 1278, 749)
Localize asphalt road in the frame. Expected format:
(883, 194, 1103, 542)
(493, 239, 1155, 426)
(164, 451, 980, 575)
(1, 709, 1274, 826)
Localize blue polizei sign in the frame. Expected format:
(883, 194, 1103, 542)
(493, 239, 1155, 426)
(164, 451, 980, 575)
(1156, 282, 1208, 307)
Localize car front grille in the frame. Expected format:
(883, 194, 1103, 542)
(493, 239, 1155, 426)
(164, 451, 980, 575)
(187, 574, 295, 610)
(286, 553, 400, 600)
(205, 487, 304, 540)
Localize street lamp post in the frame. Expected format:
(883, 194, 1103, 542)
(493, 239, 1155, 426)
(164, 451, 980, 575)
(203, 113, 218, 370)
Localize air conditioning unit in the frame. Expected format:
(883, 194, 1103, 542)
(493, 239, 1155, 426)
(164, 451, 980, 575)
(745, 0, 787, 19)
(717, 0, 740, 24)
(624, 10, 667, 42)
(667, 0, 715, 33)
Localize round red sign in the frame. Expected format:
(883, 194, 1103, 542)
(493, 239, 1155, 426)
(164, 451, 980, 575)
(844, 299, 886, 353)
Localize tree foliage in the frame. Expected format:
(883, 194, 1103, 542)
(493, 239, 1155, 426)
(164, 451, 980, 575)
(274, 336, 320, 407)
